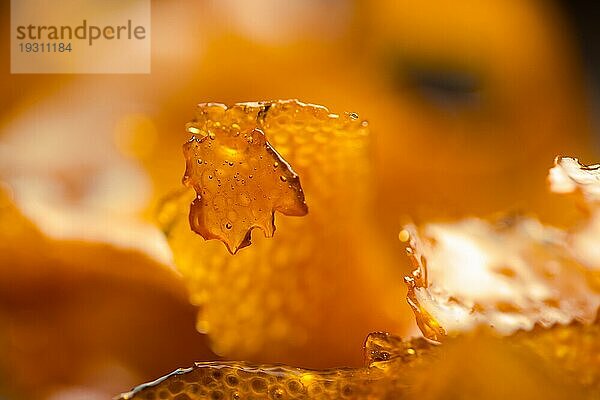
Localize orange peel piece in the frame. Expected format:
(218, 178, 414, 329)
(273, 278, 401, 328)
(402, 217, 600, 341)
(117, 321, 600, 399)
(401, 156, 600, 341)
(0, 185, 215, 399)
(124, 148, 600, 399)
(158, 100, 401, 367)
(183, 104, 307, 254)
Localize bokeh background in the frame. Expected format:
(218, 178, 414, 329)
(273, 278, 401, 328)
(1, 0, 599, 399)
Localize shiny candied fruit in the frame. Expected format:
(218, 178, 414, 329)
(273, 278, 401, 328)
(400, 156, 600, 342)
(160, 100, 382, 365)
(117, 321, 600, 399)
(148, 98, 600, 399)
(401, 217, 600, 342)
(183, 107, 307, 254)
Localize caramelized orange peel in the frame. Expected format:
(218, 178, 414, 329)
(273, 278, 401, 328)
(183, 102, 308, 254)
(401, 156, 600, 342)
(159, 99, 385, 364)
(142, 96, 600, 399)
(0, 186, 216, 399)
(117, 320, 600, 399)
(115, 330, 436, 400)
(402, 218, 600, 341)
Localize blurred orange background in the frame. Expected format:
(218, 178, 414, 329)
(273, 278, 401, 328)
(0, 0, 599, 399)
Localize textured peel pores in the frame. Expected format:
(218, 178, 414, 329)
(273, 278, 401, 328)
(159, 100, 381, 364)
(146, 104, 600, 399)
(117, 321, 600, 399)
